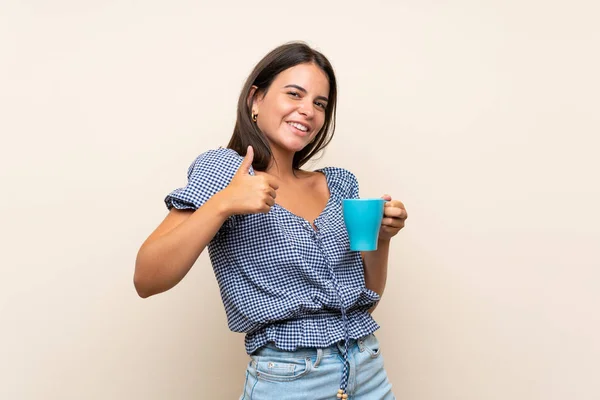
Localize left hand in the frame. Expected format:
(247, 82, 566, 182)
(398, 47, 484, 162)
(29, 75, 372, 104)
(378, 194, 407, 241)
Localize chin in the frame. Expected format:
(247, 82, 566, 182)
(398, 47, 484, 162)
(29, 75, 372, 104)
(274, 138, 309, 153)
(293, 142, 312, 153)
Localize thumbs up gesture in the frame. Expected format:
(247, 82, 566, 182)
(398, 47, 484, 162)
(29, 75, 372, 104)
(219, 146, 280, 215)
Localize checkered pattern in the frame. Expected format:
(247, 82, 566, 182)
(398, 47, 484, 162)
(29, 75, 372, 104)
(165, 147, 381, 393)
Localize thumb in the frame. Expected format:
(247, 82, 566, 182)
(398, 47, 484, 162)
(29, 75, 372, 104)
(238, 145, 254, 174)
(381, 194, 392, 202)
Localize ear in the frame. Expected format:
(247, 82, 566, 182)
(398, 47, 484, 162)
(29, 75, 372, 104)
(247, 85, 263, 114)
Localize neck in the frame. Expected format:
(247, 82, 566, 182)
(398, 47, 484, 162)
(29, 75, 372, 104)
(265, 144, 301, 182)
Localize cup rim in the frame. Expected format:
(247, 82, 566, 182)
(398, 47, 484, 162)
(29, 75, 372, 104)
(343, 198, 386, 202)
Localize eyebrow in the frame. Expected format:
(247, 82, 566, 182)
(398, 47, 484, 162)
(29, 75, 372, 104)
(283, 84, 329, 103)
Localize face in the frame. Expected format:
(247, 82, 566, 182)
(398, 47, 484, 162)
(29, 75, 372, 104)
(251, 63, 330, 153)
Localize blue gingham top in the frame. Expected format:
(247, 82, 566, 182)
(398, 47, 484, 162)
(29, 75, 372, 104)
(165, 147, 380, 360)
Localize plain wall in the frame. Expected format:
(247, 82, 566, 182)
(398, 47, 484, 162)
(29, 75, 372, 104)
(1, 1, 599, 399)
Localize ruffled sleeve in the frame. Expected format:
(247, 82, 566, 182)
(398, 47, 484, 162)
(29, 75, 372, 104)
(346, 169, 360, 200)
(164, 147, 245, 210)
(321, 167, 361, 200)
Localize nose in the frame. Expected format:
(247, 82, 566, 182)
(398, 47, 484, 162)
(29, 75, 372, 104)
(298, 98, 315, 118)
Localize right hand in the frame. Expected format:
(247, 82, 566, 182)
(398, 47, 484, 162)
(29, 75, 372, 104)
(220, 146, 279, 215)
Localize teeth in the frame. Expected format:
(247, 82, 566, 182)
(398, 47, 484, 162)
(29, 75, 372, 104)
(288, 122, 308, 132)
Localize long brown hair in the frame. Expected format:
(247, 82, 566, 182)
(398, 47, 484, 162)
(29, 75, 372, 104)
(227, 41, 338, 171)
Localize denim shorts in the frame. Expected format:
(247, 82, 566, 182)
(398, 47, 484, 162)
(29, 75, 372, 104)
(239, 334, 395, 400)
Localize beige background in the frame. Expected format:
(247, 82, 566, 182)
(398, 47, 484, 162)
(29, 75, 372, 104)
(1, 1, 599, 399)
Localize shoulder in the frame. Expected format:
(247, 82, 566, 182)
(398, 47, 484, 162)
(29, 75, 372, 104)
(187, 147, 244, 178)
(317, 166, 360, 197)
(318, 166, 358, 184)
(165, 147, 244, 210)
(189, 147, 242, 171)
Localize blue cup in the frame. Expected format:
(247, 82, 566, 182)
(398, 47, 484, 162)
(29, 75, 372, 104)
(342, 198, 386, 251)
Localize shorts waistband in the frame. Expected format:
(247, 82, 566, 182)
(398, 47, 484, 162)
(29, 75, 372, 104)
(252, 336, 371, 359)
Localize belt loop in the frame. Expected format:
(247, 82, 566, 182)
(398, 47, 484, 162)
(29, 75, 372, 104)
(357, 337, 365, 352)
(314, 348, 323, 368)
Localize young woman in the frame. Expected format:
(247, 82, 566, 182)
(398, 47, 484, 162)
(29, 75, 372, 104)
(134, 41, 407, 399)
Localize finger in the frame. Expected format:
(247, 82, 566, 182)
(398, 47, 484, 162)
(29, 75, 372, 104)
(382, 217, 404, 228)
(238, 145, 254, 174)
(266, 176, 280, 190)
(385, 199, 405, 209)
(268, 188, 277, 199)
(258, 175, 280, 190)
(381, 194, 392, 201)
(261, 205, 272, 214)
(384, 207, 407, 218)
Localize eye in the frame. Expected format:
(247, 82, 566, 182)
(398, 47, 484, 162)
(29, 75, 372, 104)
(315, 101, 327, 110)
(287, 91, 300, 98)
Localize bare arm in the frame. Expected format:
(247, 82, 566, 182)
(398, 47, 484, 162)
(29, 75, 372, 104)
(361, 196, 407, 313)
(133, 145, 278, 298)
(133, 193, 231, 298)
(362, 239, 390, 313)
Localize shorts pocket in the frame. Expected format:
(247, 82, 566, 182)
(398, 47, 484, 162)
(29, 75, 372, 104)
(360, 334, 382, 358)
(251, 356, 312, 383)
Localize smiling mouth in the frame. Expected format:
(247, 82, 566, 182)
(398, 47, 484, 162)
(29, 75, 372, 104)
(287, 121, 309, 132)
